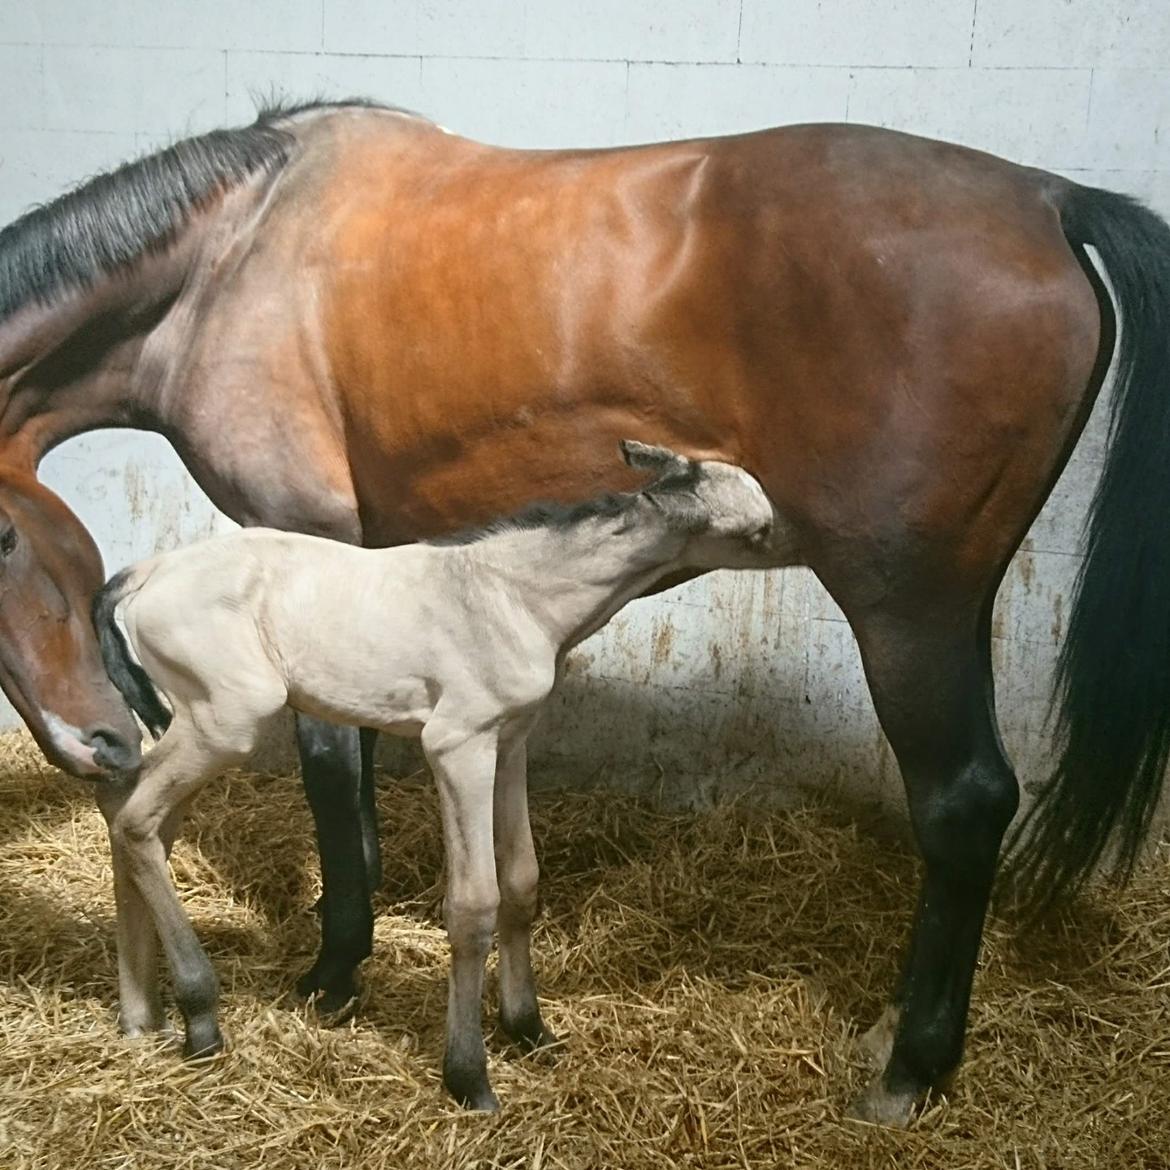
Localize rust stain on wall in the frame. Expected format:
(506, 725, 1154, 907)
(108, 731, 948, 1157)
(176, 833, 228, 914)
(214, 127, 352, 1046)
(122, 461, 147, 522)
(652, 618, 675, 666)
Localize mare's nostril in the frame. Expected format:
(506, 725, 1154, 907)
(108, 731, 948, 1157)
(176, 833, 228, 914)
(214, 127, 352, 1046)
(83, 726, 142, 772)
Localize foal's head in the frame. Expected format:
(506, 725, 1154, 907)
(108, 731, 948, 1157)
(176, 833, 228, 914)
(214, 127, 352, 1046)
(0, 467, 142, 777)
(620, 440, 776, 567)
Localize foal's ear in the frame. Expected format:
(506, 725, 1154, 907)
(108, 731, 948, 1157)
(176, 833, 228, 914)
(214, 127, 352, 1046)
(619, 439, 690, 475)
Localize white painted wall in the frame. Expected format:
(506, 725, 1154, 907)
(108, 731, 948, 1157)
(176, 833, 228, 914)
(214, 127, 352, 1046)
(1, 2, 1168, 813)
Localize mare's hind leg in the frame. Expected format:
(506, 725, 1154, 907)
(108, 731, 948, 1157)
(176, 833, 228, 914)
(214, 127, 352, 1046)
(845, 601, 1018, 1125)
(295, 718, 376, 1016)
(493, 735, 556, 1052)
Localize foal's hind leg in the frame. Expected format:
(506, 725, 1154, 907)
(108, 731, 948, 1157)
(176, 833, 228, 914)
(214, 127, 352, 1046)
(493, 735, 556, 1052)
(423, 723, 502, 1111)
(845, 601, 1018, 1125)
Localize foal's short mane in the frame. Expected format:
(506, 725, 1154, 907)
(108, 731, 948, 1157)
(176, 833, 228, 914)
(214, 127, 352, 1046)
(0, 98, 407, 320)
(428, 461, 702, 547)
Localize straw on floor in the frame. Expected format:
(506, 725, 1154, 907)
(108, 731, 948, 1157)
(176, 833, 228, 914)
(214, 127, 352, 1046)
(0, 729, 1167, 1170)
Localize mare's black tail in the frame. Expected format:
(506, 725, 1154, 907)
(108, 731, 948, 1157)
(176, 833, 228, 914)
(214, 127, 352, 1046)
(1006, 184, 1170, 912)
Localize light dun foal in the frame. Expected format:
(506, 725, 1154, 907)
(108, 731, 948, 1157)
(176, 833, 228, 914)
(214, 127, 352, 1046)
(92, 441, 781, 1109)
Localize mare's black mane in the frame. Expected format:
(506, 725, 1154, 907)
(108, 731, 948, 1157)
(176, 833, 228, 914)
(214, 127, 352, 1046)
(0, 98, 401, 320)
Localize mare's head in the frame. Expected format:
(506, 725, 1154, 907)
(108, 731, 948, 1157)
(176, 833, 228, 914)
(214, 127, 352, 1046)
(620, 440, 776, 567)
(0, 467, 141, 776)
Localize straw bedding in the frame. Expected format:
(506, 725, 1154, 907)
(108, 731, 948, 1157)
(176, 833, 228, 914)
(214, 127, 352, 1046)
(0, 729, 1167, 1170)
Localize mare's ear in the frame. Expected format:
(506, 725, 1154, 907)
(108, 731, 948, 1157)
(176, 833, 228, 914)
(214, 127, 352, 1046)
(619, 439, 690, 476)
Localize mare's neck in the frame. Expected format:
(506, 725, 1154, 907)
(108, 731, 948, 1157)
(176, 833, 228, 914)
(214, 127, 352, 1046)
(0, 186, 260, 468)
(468, 506, 687, 651)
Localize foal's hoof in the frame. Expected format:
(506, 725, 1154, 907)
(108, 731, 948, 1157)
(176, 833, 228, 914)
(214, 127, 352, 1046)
(846, 1073, 920, 1128)
(444, 1059, 500, 1112)
(448, 1080, 500, 1113)
(182, 1020, 225, 1061)
(500, 1009, 561, 1057)
(119, 1014, 176, 1041)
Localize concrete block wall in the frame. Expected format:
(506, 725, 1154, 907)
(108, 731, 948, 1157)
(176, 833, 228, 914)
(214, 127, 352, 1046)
(1, 2, 1168, 814)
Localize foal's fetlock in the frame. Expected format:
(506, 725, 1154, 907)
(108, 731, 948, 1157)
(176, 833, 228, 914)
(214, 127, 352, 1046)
(443, 1049, 499, 1112)
(174, 965, 221, 1059)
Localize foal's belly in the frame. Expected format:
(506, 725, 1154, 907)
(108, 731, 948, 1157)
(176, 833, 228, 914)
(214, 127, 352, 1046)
(286, 676, 433, 739)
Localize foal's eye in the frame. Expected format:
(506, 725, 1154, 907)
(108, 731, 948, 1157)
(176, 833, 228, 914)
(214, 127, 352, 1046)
(0, 528, 15, 558)
(746, 523, 772, 547)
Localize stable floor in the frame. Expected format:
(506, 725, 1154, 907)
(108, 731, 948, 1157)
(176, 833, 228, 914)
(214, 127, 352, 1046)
(0, 732, 1166, 1169)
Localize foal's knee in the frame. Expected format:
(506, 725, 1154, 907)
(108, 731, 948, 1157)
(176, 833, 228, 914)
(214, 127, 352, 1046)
(110, 814, 162, 861)
(498, 856, 539, 923)
(445, 893, 500, 954)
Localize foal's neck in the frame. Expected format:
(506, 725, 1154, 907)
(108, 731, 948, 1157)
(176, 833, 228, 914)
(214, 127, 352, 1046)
(471, 505, 686, 650)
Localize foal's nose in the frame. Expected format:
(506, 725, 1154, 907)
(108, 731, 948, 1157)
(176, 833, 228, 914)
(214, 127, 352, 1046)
(84, 725, 143, 773)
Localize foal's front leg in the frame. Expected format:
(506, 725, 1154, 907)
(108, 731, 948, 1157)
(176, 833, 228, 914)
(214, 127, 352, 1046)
(96, 779, 167, 1037)
(109, 739, 228, 1058)
(423, 725, 501, 1110)
(98, 780, 196, 1039)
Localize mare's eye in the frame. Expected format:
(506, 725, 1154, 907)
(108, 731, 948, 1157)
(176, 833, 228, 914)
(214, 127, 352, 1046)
(0, 528, 15, 558)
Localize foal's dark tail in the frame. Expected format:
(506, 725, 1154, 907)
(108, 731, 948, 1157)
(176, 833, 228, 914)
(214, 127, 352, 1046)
(92, 569, 172, 740)
(1006, 184, 1170, 914)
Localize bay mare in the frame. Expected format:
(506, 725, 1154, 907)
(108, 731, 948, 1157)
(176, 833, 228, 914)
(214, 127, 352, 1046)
(0, 98, 1169, 1121)
(92, 443, 777, 1109)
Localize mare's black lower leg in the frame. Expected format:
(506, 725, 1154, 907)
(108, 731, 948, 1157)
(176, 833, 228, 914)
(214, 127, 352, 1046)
(848, 606, 1018, 1124)
(296, 716, 375, 1015)
(359, 727, 383, 893)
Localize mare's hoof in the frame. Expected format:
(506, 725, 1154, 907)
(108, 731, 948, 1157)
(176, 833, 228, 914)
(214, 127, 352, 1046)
(183, 1020, 225, 1061)
(295, 967, 361, 1024)
(846, 1073, 920, 1127)
(856, 1006, 899, 1068)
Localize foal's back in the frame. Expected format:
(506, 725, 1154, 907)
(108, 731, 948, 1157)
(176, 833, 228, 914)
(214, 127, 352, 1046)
(119, 528, 550, 735)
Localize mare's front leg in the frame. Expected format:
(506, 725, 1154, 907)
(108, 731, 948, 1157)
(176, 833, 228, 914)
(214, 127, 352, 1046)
(493, 735, 556, 1052)
(423, 724, 502, 1110)
(846, 603, 1018, 1125)
(294, 717, 378, 1015)
(213, 482, 382, 1010)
